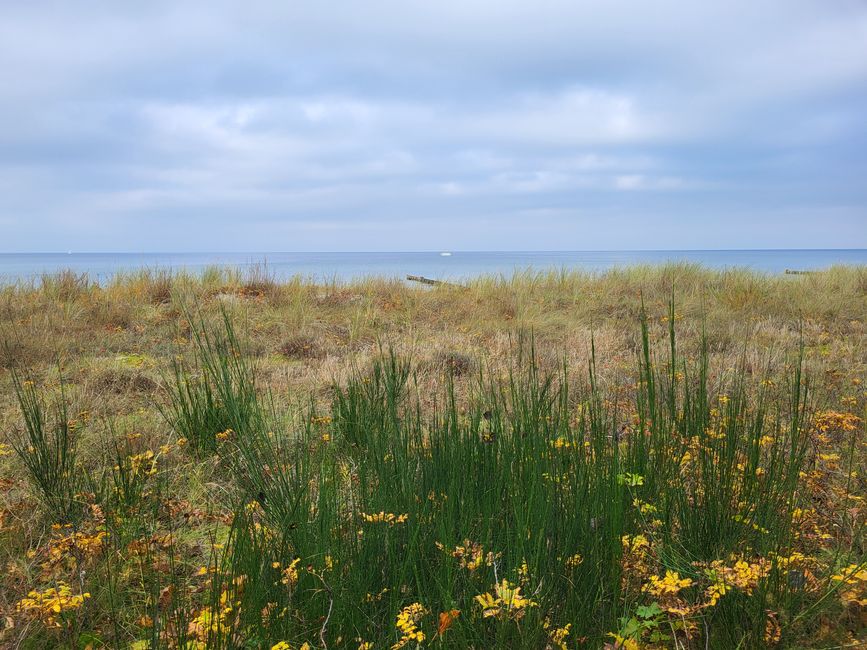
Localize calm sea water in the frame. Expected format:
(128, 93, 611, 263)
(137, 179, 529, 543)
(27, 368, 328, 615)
(1, 250, 865, 284)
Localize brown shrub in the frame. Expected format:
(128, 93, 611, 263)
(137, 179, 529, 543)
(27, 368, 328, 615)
(88, 297, 135, 330)
(278, 335, 322, 360)
(430, 350, 477, 377)
(0, 338, 38, 369)
(148, 275, 174, 304)
(90, 367, 158, 394)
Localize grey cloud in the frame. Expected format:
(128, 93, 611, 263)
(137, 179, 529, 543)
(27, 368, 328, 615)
(1, 1, 865, 250)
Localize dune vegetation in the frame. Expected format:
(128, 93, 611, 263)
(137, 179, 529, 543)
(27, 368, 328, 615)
(0, 264, 865, 649)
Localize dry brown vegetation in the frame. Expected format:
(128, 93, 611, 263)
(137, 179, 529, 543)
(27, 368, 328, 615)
(1, 264, 865, 407)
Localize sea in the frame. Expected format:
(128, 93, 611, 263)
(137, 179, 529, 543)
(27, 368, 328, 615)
(0, 250, 865, 285)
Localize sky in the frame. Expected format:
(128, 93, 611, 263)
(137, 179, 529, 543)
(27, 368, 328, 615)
(1, 1, 866, 252)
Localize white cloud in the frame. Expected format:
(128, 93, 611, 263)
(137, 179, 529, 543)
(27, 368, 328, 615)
(463, 89, 661, 145)
(614, 175, 688, 191)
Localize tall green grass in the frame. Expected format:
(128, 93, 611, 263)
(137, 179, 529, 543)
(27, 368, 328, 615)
(161, 311, 263, 455)
(10, 369, 81, 522)
(164, 308, 830, 649)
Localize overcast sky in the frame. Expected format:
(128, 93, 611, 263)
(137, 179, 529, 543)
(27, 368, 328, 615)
(2, 1, 866, 251)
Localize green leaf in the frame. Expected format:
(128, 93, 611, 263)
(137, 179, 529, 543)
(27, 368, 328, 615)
(636, 602, 663, 619)
(620, 617, 642, 637)
(650, 630, 672, 642)
(616, 472, 645, 487)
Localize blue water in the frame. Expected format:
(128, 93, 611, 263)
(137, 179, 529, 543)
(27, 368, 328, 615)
(0, 250, 865, 284)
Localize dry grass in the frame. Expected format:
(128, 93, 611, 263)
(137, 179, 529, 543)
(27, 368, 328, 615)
(3, 263, 865, 394)
(0, 266, 863, 438)
(1, 264, 865, 447)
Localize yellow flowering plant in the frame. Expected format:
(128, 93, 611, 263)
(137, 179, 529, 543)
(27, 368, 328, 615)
(475, 579, 538, 621)
(17, 582, 90, 627)
(392, 602, 426, 649)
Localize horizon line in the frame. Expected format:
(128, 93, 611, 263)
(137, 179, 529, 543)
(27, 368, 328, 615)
(3, 248, 867, 255)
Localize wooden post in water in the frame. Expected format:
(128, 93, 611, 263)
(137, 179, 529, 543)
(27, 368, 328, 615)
(406, 275, 466, 288)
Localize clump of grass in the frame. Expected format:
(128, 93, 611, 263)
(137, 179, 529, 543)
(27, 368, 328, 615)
(90, 365, 158, 395)
(162, 359, 231, 455)
(1, 337, 39, 369)
(240, 264, 280, 299)
(331, 348, 412, 449)
(161, 311, 262, 455)
(107, 268, 175, 305)
(88, 293, 135, 330)
(430, 349, 476, 376)
(278, 335, 322, 360)
(201, 263, 283, 301)
(10, 370, 81, 522)
(104, 429, 157, 519)
(143, 269, 174, 305)
(39, 270, 90, 302)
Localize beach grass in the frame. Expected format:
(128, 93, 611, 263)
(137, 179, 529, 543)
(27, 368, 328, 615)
(0, 265, 865, 648)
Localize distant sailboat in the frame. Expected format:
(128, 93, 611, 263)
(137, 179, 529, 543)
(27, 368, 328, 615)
(439, 252, 452, 257)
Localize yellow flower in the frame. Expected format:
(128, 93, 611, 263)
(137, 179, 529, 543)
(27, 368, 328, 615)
(565, 553, 583, 569)
(644, 570, 693, 596)
(773, 551, 811, 570)
(621, 534, 649, 553)
(518, 559, 530, 584)
(127, 449, 157, 476)
(475, 591, 501, 618)
(607, 632, 640, 650)
(830, 563, 867, 607)
(700, 556, 770, 606)
(437, 539, 499, 571)
(831, 563, 867, 584)
(281, 558, 302, 587)
(704, 581, 730, 607)
(475, 579, 538, 621)
(549, 622, 571, 649)
(632, 498, 657, 515)
(392, 603, 426, 649)
(361, 511, 409, 525)
(17, 582, 90, 627)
